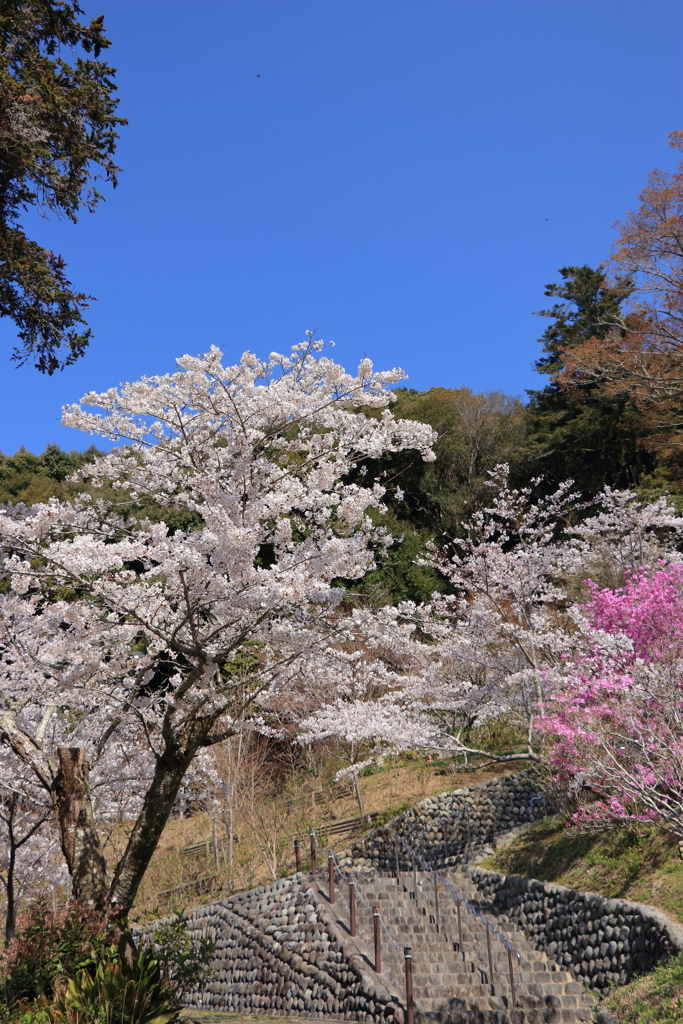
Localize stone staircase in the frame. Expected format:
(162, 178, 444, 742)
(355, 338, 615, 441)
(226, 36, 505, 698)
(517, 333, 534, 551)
(313, 867, 596, 1024)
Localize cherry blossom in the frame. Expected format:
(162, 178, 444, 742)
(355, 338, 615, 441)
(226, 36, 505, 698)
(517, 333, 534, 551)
(0, 339, 437, 915)
(539, 564, 683, 840)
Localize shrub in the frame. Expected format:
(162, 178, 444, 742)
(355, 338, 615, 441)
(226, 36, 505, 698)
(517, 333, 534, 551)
(0, 899, 115, 1012)
(142, 915, 214, 1002)
(21, 946, 180, 1024)
(1, 901, 213, 1023)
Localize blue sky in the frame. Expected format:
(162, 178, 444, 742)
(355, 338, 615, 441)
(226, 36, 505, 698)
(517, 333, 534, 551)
(1, 0, 682, 454)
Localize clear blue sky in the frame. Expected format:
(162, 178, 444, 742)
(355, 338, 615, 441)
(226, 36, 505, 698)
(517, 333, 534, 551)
(1, 0, 682, 454)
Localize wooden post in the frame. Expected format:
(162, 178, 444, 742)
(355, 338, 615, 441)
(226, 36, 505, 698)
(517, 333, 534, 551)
(485, 921, 494, 988)
(294, 838, 301, 872)
(404, 946, 415, 1024)
(433, 872, 440, 933)
(412, 855, 418, 900)
(310, 830, 317, 876)
(373, 906, 381, 973)
(394, 833, 401, 885)
(328, 852, 335, 904)
(212, 818, 220, 872)
(466, 806, 471, 859)
(349, 880, 356, 936)
(227, 790, 234, 890)
(507, 947, 517, 1008)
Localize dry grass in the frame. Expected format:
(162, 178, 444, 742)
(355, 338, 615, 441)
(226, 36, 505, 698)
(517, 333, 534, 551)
(601, 953, 683, 1024)
(130, 755, 528, 921)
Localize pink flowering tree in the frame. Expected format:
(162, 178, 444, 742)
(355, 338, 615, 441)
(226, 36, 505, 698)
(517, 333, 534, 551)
(425, 468, 683, 764)
(293, 473, 683, 787)
(539, 563, 683, 840)
(0, 338, 437, 916)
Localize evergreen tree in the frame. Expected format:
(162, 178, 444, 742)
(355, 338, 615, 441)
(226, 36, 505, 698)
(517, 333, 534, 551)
(342, 387, 528, 605)
(0, 1, 125, 372)
(533, 265, 632, 375)
(0, 443, 102, 503)
(526, 266, 656, 494)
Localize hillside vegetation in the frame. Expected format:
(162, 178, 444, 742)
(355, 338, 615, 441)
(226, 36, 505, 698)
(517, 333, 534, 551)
(482, 815, 683, 924)
(482, 815, 683, 1024)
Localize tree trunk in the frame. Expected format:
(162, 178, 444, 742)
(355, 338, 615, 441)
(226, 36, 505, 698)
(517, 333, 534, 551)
(107, 740, 197, 917)
(353, 770, 367, 819)
(4, 795, 17, 942)
(5, 845, 16, 942)
(53, 747, 110, 911)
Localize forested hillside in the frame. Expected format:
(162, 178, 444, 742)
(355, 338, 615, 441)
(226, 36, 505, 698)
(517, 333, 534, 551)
(0, 444, 103, 504)
(2, 0, 683, 1020)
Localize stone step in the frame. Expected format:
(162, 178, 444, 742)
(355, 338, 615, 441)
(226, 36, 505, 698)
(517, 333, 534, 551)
(319, 868, 595, 1023)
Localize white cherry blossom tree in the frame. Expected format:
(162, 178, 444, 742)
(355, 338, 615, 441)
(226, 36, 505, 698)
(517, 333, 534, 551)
(0, 339, 436, 917)
(0, 755, 67, 940)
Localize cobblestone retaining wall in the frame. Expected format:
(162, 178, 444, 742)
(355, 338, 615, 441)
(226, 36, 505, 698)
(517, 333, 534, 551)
(466, 865, 683, 993)
(135, 873, 401, 1021)
(343, 771, 547, 871)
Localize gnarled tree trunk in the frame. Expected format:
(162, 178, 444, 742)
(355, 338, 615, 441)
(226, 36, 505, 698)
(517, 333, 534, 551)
(53, 747, 110, 911)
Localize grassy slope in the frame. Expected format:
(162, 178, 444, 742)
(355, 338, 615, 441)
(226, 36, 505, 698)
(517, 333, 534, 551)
(481, 816, 683, 923)
(602, 956, 683, 1024)
(481, 816, 683, 1024)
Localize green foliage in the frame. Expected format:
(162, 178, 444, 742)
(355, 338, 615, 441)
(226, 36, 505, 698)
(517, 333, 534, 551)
(0, 2, 126, 372)
(0, 445, 204, 543)
(13, 1007, 51, 1024)
(22, 947, 180, 1024)
(379, 386, 529, 538)
(0, 899, 115, 1011)
(0, 0, 126, 372)
(341, 385, 528, 605)
(526, 265, 657, 494)
(634, 474, 683, 512)
(0, 444, 103, 504)
(142, 915, 214, 1002)
(464, 716, 528, 754)
(1, 901, 214, 1024)
(482, 817, 683, 925)
(526, 386, 656, 494)
(533, 264, 633, 377)
(604, 952, 683, 1024)
(343, 510, 448, 606)
(369, 801, 414, 828)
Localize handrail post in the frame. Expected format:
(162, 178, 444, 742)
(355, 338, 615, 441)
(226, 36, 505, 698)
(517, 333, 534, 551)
(294, 838, 301, 872)
(349, 880, 356, 936)
(328, 852, 335, 903)
(310, 829, 317, 876)
(507, 947, 517, 1008)
(433, 873, 440, 933)
(404, 946, 414, 1024)
(373, 906, 381, 973)
(485, 921, 494, 989)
